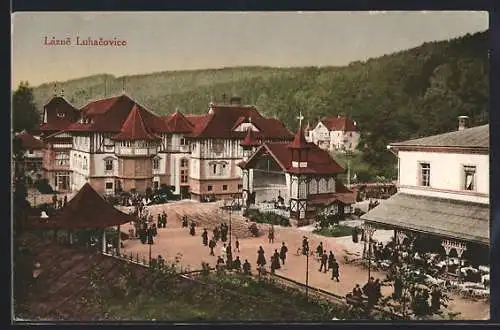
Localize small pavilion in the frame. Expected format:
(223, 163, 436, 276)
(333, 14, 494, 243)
(26, 183, 137, 254)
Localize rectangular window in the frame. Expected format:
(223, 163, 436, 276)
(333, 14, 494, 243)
(463, 166, 476, 191)
(28, 149, 33, 154)
(152, 158, 159, 170)
(180, 138, 188, 146)
(212, 163, 217, 175)
(105, 159, 113, 171)
(105, 182, 113, 190)
(419, 163, 430, 187)
(181, 169, 188, 184)
(207, 185, 213, 192)
(238, 184, 243, 190)
(223, 185, 228, 191)
(181, 159, 188, 167)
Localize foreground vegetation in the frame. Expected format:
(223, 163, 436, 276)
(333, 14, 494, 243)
(313, 225, 354, 238)
(86, 267, 346, 321)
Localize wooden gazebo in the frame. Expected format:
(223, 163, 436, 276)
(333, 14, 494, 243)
(26, 183, 138, 254)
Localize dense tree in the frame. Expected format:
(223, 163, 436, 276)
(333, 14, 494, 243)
(12, 81, 40, 133)
(29, 31, 488, 176)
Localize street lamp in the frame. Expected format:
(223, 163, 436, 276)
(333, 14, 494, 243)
(304, 239, 310, 299)
(344, 149, 353, 187)
(363, 223, 376, 281)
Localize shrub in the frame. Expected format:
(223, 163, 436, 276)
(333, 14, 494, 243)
(248, 222, 260, 237)
(244, 209, 290, 227)
(34, 178, 54, 194)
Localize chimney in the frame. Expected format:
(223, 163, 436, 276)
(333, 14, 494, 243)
(458, 115, 469, 131)
(230, 96, 242, 105)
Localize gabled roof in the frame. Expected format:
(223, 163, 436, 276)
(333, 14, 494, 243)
(67, 94, 169, 134)
(321, 116, 358, 132)
(390, 124, 489, 150)
(240, 142, 345, 175)
(14, 131, 44, 150)
(29, 183, 138, 229)
(112, 105, 161, 141)
(39, 96, 80, 133)
(164, 111, 194, 133)
(187, 104, 293, 140)
(240, 127, 260, 148)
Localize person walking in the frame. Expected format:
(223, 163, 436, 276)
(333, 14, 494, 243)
(279, 242, 288, 265)
(272, 249, 281, 270)
(328, 251, 335, 271)
(202, 228, 209, 246)
(319, 250, 328, 273)
(316, 242, 324, 259)
(221, 243, 227, 261)
(331, 259, 340, 282)
(302, 237, 309, 256)
(257, 246, 266, 268)
(209, 238, 216, 256)
(189, 221, 196, 236)
(352, 227, 359, 243)
(235, 238, 240, 252)
(268, 226, 275, 244)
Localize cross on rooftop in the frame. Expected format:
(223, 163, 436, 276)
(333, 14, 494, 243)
(297, 112, 304, 127)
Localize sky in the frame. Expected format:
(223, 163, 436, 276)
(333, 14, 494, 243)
(11, 11, 488, 87)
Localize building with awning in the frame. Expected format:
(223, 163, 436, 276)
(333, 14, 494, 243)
(27, 183, 138, 253)
(361, 117, 489, 263)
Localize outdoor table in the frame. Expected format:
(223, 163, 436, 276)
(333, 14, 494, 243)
(478, 265, 490, 274)
(460, 267, 479, 275)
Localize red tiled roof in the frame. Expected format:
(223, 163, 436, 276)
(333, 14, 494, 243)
(321, 116, 358, 132)
(39, 96, 80, 133)
(15, 131, 44, 150)
(240, 127, 260, 148)
(80, 96, 121, 116)
(241, 142, 345, 175)
(28, 183, 138, 229)
(187, 104, 293, 140)
(111, 105, 161, 141)
(67, 94, 169, 134)
(164, 111, 194, 133)
(185, 114, 208, 126)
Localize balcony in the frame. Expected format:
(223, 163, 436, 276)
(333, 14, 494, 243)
(165, 144, 190, 153)
(115, 146, 157, 157)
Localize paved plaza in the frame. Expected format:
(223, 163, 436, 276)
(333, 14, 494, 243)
(119, 201, 489, 320)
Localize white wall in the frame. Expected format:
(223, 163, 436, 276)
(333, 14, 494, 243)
(330, 131, 360, 151)
(398, 150, 489, 204)
(91, 153, 118, 177)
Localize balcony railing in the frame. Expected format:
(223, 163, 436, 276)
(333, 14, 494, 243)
(115, 146, 157, 157)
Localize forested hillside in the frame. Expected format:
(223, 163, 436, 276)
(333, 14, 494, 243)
(30, 31, 489, 175)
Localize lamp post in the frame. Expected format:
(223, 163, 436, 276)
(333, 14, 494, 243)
(304, 239, 310, 299)
(441, 240, 453, 276)
(454, 241, 467, 283)
(345, 149, 353, 188)
(396, 230, 407, 265)
(363, 223, 376, 281)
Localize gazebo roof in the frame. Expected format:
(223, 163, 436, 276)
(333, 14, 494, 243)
(28, 183, 137, 229)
